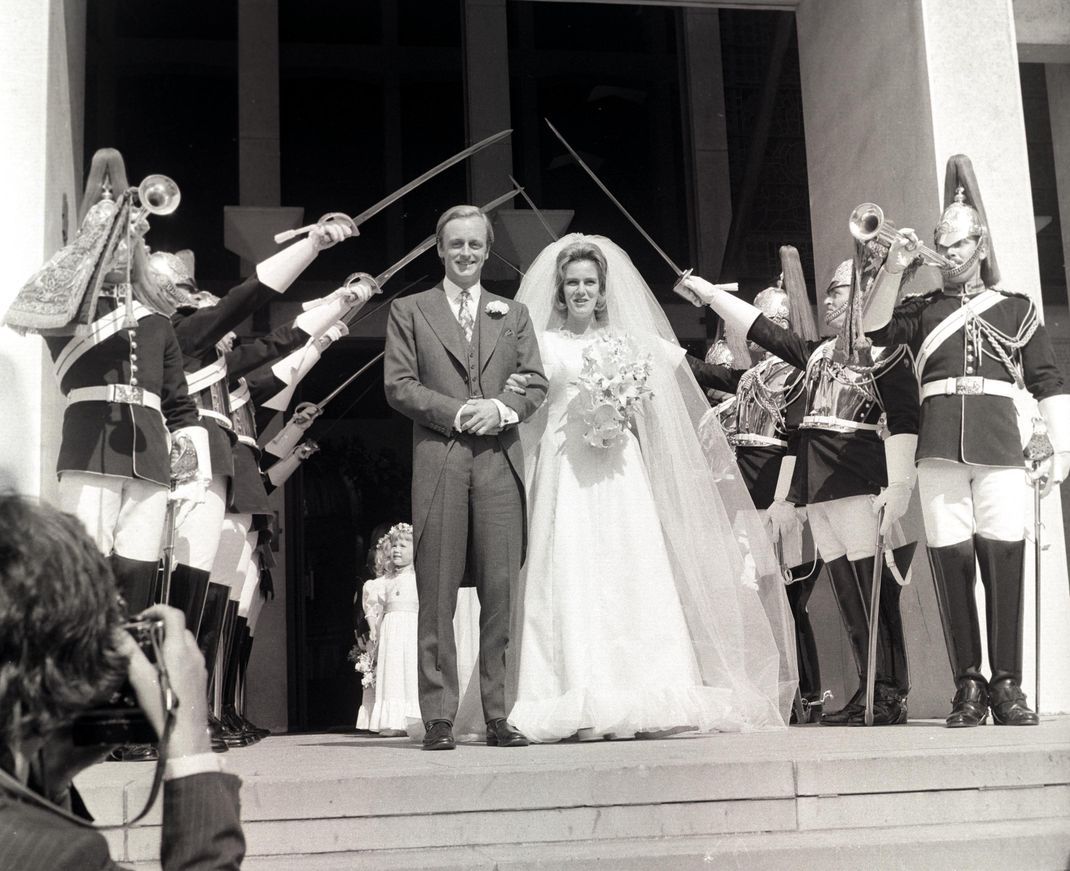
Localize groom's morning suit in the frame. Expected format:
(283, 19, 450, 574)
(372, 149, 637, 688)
(385, 281, 547, 724)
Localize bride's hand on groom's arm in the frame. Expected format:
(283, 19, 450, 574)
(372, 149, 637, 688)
(504, 373, 531, 395)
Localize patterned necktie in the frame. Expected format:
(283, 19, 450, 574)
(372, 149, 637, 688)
(457, 289, 474, 343)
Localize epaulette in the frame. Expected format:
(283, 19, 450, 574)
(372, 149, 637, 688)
(991, 287, 1032, 301)
(901, 289, 941, 301)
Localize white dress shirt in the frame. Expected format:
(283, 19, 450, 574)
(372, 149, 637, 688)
(442, 277, 518, 432)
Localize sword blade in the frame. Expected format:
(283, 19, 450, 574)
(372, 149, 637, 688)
(545, 118, 684, 277)
(509, 174, 559, 242)
(352, 128, 513, 226)
(319, 351, 386, 409)
(864, 509, 885, 727)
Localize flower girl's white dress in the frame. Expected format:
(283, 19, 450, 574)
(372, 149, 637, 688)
(368, 565, 421, 732)
(507, 330, 737, 742)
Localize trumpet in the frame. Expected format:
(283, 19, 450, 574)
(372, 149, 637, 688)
(849, 202, 951, 269)
(135, 174, 181, 216)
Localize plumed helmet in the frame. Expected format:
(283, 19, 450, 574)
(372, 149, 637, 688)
(776, 245, 818, 342)
(826, 259, 853, 292)
(147, 250, 199, 312)
(935, 154, 999, 286)
(704, 337, 734, 367)
(79, 148, 130, 225)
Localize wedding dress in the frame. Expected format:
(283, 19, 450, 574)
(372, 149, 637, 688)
(507, 329, 740, 741)
(506, 235, 797, 741)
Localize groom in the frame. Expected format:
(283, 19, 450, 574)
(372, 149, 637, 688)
(384, 204, 547, 749)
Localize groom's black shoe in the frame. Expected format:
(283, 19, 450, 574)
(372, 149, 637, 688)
(486, 719, 529, 747)
(423, 720, 456, 751)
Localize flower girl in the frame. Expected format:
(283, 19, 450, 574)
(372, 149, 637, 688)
(354, 535, 392, 732)
(367, 523, 420, 736)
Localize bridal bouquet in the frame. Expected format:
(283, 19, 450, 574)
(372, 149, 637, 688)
(576, 332, 654, 448)
(348, 643, 377, 689)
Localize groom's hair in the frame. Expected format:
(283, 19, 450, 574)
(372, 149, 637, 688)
(435, 205, 495, 249)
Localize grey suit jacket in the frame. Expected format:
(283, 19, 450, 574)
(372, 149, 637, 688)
(383, 284, 547, 556)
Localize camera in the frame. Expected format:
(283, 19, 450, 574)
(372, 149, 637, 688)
(70, 618, 165, 746)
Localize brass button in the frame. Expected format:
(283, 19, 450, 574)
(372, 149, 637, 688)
(965, 366, 975, 375)
(129, 377, 139, 386)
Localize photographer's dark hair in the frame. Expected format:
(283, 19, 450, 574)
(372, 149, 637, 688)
(0, 495, 126, 747)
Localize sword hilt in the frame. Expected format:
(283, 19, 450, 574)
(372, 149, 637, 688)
(274, 212, 359, 245)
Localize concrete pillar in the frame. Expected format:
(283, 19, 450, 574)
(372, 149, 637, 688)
(797, 0, 1070, 714)
(0, 0, 85, 500)
(680, 7, 732, 336)
(232, 0, 289, 734)
(462, 0, 514, 281)
(1047, 64, 1070, 298)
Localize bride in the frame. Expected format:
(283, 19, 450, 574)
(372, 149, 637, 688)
(505, 235, 796, 743)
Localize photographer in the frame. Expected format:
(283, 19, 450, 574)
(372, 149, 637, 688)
(0, 495, 244, 870)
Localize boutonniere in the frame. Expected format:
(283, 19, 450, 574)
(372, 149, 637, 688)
(485, 300, 509, 318)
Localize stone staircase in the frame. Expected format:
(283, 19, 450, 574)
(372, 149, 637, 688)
(76, 717, 1070, 870)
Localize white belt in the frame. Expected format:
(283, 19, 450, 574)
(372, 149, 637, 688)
(197, 408, 234, 429)
(800, 414, 880, 432)
(920, 377, 1016, 400)
(236, 434, 258, 448)
(67, 384, 162, 412)
(731, 434, 788, 449)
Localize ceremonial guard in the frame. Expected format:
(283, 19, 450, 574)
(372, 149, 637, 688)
(203, 277, 376, 745)
(151, 223, 354, 638)
(678, 253, 919, 726)
(864, 154, 1069, 727)
(3, 148, 210, 614)
(687, 247, 826, 722)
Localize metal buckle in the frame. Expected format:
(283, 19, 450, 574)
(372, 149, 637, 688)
(953, 377, 984, 396)
(110, 384, 146, 406)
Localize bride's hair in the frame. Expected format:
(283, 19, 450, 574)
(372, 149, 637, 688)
(553, 240, 608, 320)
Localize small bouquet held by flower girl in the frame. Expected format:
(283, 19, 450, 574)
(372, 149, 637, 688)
(348, 643, 377, 689)
(575, 332, 654, 448)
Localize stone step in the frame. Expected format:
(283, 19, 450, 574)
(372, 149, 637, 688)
(80, 718, 1070, 866)
(212, 818, 1070, 871)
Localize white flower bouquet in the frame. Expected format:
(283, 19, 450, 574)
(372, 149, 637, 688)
(348, 643, 377, 689)
(575, 332, 654, 448)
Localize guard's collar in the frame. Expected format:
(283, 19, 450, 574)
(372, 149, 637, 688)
(942, 279, 986, 299)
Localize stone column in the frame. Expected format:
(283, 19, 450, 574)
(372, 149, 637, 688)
(229, 0, 290, 734)
(796, 0, 1070, 713)
(0, 0, 85, 500)
(1047, 64, 1070, 298)
(681, 7, 732, 338)
(462, 0, 514, 280)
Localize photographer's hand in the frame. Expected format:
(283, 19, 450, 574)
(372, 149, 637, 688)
(121, 605, 211, 758)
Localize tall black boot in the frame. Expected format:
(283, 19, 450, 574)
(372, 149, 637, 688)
(842, 556, 908, 726)
(110, 554, 159, 616)
(220, 609, 252, 747)
(197, 583, 230, 675)
(975, 536, 1037, 726)
(820, 556, 869, 725)
(238, 622, 270, 739)
(786, 567, 823, 723)
(165, 563, 211, 633)
(878, 570, 910, 699)
(197, 582, 232, 753)
(927, 541, 988, 727)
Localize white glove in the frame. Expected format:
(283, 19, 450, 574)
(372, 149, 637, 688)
(874, 432, 918, 534)
(767, 498, 803, 541)
(314, 321, 348, 351)
(872, 482, 911, 535)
